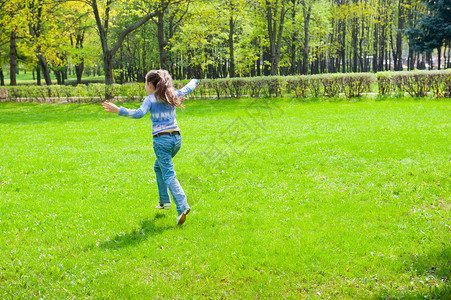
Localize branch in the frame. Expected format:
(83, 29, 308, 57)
(110, 3, 168, 56)
(170, 0, 190, 36)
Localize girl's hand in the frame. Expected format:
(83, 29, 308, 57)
(102, 102, 120, 114)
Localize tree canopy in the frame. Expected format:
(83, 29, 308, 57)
(1, 0, 450, 86)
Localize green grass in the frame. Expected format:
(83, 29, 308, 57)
(3, 71, 104, 85)
(1, 97, 450, 298)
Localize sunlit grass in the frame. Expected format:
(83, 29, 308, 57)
(1, 97, 450, 298)
(3, 73, 104, 85)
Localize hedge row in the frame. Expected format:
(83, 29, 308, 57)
(172, 73, 376, 99)
(377, 70, 451, 97)
(1, 70, 451, 103)
(1, 83, 147, 103)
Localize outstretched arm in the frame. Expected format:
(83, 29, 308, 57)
(103, 102, 120, 114)
(176, 79, 199, 98)
(103, 97, 152, 119)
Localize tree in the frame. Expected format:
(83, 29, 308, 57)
(154, 0, 190, 71)
(85, 0, 176, 90)
(0, 0, 23, 85)
(263, 0, 289, 75)
(406, 0, 451, 69)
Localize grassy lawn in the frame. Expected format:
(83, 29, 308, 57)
(3, 72, 104, 85)
(1, 97, 450, 298)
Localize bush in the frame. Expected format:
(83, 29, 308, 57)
(119, 83, 146, 101)
(286, 76, 309, 98)
(377, 72, 393, 95)
(2, 70, 451, 103)
(339, 73, 375, 98)
(0, 87, 7, 101)
(377, 70, 451, 98)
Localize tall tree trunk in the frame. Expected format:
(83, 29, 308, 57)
(394, 0, 405, 71)
(351, 16, 358, 73)
(289, 0, 298, 75)
(329, 18, 336, 73)
(9, 30, 17, 86)
(378, 25, 386, 71)
(157, 12, 168, 70)
(266, 0, 287, 75)
(229, 17, 235, 77)
(302, 1, 311, 75)
(341, 20, 346, 73)
(373, 22, 378, 72)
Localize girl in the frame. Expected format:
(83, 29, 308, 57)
(102, 70, 198, 225)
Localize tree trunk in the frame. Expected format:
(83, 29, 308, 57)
(229, 17, 235, 78)
(257, 57, 261, 76)
(302, 2, 311, 75)
(54, 70, 62, 85)
(263, 48, 271, 76)
(76, 61, 84, 84)
(38, 54, 52, 85)
(266, 0, 287, 75)
(104, 51, 114, 86)
(0, 67, 4, 86)
(378, 25, 385, 71)
(447, 43, 451, 68)
(10, 30, 17, 86)
(373, 22, 378, 72)
(351, 17, 358, 73)
(157, 12, 168, 70)
(36, 66, 41, 85)
(437, 46, 441, 70)
(289, 0, 297, 75)
(75, 32, 85, 84)
(341, 19, 346, 73)
(395, 0, 405, 71)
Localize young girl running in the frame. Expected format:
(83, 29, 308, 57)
(102, 70, 198, 225)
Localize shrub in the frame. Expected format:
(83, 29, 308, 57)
(3, 70, 451, 103)
(377, 72, 393, 95)
(394, 71, 431, 97)
(229, 78, 247, 98)
(0, 88, 7, 101)
(321, 74, 341, 97)
(377, 70, 451, 98)
(286, 76, 309, 98)
(339, 73, 375, 98)
(120, 83, 145, 101)
(247, 77, 267, 98)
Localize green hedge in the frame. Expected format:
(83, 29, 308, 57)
(2, 84, 147, 103)
(377, 70, 451, 97)
(2, 70, 451, 103)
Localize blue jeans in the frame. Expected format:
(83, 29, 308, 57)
(153, 134, 189, 215)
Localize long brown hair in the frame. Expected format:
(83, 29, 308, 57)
(146, 70, 184, 107)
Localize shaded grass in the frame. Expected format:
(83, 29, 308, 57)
(0, 97, 450, 298)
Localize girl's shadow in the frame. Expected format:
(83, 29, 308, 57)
(98, 213, 175, 250)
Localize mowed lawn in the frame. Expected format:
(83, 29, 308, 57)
(1, 97, 450, 298)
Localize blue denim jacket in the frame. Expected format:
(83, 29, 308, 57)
(118, 79, 199, 135)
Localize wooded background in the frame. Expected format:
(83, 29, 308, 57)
(1, 0, 450, 85)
